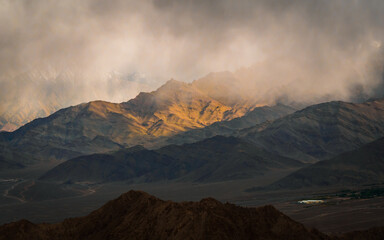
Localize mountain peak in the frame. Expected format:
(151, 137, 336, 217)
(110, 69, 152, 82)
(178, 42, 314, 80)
(199, 197, 222, 207)
(154, 79, 191, 96)
(165, 78, 183, 85)
(120, 190, 157, 202)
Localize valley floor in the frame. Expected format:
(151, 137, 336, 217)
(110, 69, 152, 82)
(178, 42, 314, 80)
(1, 167, 384, 234)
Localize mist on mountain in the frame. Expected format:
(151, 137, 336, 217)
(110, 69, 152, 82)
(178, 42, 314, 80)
(1, 0, 384, 128)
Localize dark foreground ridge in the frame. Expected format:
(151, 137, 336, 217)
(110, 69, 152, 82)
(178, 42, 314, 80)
(0, 190, 382, 240)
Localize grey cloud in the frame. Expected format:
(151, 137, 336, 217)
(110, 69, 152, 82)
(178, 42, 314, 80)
(0, 0, 384, 111)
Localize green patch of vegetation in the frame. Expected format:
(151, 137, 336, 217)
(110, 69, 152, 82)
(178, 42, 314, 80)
(335, 188, 384, 199)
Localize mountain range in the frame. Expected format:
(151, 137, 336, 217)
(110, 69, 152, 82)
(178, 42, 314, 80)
(0, 74, 293, 166)
(0, 80, 240, 162)
(2, 71, 384, 194)
(2, 90, 384, 181)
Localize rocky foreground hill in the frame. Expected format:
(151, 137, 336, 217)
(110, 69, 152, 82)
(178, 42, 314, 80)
(0, 190, 383, 240)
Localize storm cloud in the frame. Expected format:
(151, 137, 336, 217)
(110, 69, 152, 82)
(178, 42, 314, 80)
(1, 0, 384, 107)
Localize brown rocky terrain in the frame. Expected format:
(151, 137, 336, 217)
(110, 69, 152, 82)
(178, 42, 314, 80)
(1, 190, 383, 240)
(339, 227, 384, 240)
(0, 190, 330, 240)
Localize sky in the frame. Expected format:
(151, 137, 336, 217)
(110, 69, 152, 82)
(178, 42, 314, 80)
(0, 0, 384, 108)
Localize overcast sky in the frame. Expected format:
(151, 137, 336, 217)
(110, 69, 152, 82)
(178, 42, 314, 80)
(1, 0, 384, 106)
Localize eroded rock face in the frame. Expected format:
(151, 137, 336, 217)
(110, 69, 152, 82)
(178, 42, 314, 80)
(0, 190, 331, 240)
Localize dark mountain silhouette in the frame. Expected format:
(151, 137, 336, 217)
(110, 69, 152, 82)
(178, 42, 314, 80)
(40, 136, 302, 183)
(1, 190, 383, 240)
(0, 190, 330, 240)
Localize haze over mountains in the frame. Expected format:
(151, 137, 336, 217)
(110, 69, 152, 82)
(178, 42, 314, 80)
(0, 68, 295, 133)
(2, 60, 383, 134)
(0, 70, 155, 132)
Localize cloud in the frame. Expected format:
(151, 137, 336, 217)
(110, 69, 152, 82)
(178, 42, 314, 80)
(0, 0, 384, 109)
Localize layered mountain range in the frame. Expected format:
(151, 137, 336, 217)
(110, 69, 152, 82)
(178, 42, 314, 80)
(262, 137, 384, 189)
(0, 75, 282, 165)
(1, 69, 384, 195)
(242, 99, 384, 162)
(35, 98, 384, 186)
(2, 86, 384, 185)
(0, 190, 382, 240)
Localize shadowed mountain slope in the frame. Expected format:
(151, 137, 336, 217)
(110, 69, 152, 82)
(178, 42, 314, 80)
(0, 190, 330, 240)
(40, 136, 303, 183)
(259, 137, 384, 190)
(39, 146, 178, 183)
(243, 99, 384, 162)
(157, 136, 303, 182)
